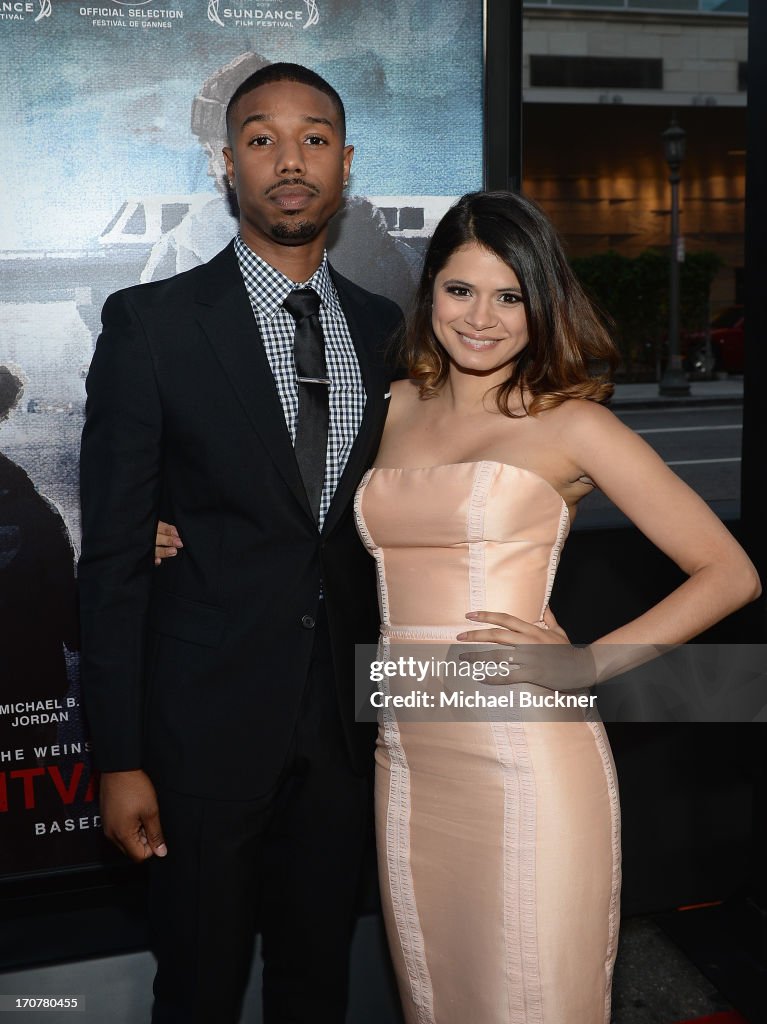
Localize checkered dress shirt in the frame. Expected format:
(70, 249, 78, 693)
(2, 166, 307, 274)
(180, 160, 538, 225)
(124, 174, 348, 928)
(234, 234, 366, 528)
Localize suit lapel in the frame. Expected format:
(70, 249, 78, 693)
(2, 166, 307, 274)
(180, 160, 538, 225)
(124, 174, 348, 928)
(193, 243, 312, 519)
(322, 268, 389, 538)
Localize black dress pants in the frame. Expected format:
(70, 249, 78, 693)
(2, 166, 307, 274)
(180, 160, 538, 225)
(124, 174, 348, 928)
(149, 608, 371, 1024)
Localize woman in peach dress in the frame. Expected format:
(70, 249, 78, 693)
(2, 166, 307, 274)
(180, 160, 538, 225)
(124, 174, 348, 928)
(157, 192, 759, 1023)
(351, 191, 758, 1024)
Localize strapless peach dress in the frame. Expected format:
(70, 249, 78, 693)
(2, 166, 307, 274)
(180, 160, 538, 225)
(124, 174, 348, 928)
(354, 461, 621, 1024)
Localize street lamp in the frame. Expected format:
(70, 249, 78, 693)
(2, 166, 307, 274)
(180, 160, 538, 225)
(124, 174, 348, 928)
(659, 116, 690, 396)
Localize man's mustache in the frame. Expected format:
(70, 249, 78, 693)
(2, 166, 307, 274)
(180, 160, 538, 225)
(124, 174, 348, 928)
(264, 178, 321, 196)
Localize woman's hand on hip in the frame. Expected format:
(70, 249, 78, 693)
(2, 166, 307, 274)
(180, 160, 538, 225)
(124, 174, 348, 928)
(456, 609, 569, 646)
(456, 610, 597, 691)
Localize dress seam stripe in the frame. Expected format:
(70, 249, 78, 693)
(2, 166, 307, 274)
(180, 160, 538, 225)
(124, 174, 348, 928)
(492, 722, 544, 1024)
(539, 501, 570, 621)
(355, 471, 391, 626)
(380, 634, 436, 1023)
(467, 461, 495, 611)
(587, 719, 622, 1024)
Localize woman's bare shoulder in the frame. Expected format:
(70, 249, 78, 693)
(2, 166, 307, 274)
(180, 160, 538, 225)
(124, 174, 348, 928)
(539, 397, 625, 443)
(532, 399, 629, 485)
(388, 377, 422, 412)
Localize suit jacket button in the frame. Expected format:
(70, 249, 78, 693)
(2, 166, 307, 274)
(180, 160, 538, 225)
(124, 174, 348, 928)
(301, 614, 316, 629)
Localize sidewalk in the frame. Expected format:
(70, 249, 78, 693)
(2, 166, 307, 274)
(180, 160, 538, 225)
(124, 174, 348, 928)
(610, 377, 743, 410)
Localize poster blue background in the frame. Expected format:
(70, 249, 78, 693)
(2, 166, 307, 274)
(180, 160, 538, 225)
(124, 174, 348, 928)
(0, 0, 484, 878)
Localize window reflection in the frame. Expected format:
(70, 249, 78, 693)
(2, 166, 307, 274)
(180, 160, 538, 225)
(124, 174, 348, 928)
(525, 1, 747, 12)
(522, 0, 747, 526)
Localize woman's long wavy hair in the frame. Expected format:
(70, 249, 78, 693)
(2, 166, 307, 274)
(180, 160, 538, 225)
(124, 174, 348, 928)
(397, 191, 619, 415)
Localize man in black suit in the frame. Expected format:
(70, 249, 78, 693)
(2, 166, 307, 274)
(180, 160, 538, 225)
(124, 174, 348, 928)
(79, 64, 401, 1024)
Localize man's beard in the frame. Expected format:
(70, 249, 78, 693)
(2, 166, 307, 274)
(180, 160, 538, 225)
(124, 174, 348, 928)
(270, 219, 318, 242)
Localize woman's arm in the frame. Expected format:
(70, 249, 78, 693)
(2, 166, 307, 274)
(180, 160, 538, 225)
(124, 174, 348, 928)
(457, 399, 760, 688)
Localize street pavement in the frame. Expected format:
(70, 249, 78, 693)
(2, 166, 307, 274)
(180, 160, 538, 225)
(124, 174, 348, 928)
(611, 377, 743, 410)
(577, 376, 744, 528)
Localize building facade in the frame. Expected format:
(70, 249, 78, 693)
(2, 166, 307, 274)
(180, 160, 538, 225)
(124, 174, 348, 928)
(522, 0, 747, 309)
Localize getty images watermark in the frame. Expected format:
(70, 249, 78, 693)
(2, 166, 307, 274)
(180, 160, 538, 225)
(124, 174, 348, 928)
(368, 654, 597, 711)
(354, 643, 767, 723)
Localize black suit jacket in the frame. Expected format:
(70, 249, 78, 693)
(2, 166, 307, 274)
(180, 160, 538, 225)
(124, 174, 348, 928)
(78, 242, 401, 799)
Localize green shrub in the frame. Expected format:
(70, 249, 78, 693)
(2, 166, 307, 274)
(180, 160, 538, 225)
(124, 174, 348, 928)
(571, 249, 723, 380)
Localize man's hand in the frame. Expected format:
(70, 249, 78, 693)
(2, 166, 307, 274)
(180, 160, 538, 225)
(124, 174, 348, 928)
(99, 769, 168, 862)
(154, 521, 183, 566)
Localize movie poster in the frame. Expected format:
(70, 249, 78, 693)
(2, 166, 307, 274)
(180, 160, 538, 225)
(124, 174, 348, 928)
(0, 1, 484, 876)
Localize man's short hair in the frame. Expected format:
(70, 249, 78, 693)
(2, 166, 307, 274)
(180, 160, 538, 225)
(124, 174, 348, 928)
(226, 63, 346, 142)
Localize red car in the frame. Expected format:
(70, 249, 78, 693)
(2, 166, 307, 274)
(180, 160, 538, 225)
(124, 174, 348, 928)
(684, 305, 744, 378)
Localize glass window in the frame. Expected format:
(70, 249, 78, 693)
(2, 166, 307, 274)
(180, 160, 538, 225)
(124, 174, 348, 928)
(523, 2, 747, 527)
(530, 56, 663, 89)
(525, 1, 747, 13)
